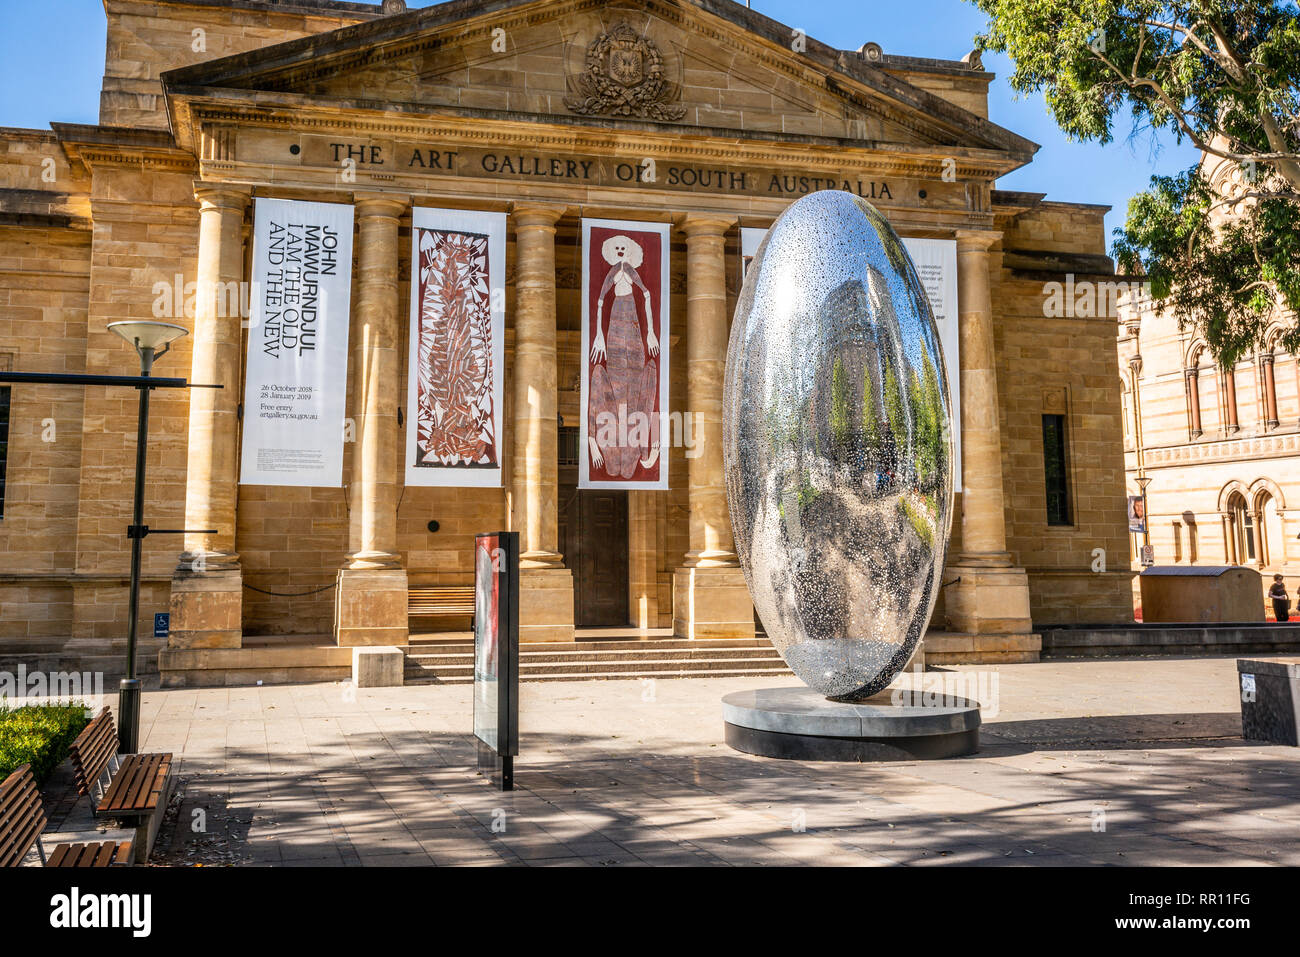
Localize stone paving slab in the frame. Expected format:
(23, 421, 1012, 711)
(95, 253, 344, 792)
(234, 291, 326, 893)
(28, 655, 1300, 866)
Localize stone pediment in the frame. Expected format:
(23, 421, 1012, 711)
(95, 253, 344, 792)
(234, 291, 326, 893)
(160, 0, 1035, 159)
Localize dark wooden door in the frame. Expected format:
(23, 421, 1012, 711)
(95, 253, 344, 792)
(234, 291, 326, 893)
(558, 465, 629, 628)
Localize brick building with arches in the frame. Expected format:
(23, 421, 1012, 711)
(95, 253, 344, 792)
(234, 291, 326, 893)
(1120, 285, 1300, 614)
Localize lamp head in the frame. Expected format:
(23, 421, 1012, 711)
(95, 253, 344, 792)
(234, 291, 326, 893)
(107, 321, 188, 372)
(1136, 475, 1153, 493)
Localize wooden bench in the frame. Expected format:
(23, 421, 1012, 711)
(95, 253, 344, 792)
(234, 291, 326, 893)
(68, 708, 172, 864)
(408, 585, 476, 623)
(0, 764, 132, 867)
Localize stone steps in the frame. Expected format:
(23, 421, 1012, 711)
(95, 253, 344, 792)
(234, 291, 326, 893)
(407, 636, 773, 653)
(408, 645, 783, 666)
(407, 666, 793, 686)
(407, 655, 791, 679)
(404, 636, 792, 684)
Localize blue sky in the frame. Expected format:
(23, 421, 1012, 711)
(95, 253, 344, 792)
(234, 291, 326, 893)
(0, 0, 1199, 243)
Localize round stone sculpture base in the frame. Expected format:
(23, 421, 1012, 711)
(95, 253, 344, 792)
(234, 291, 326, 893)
(722, 687, 981, 762)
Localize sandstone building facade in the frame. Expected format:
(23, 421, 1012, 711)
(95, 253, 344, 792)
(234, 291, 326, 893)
(1119, 157, 1300, 616)
(0, 0, 1133, 684)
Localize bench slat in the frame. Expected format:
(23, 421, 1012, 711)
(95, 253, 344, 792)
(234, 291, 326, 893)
(47, 840, 132, 868)
(99, 753, 171, 816)
(69, 707, 118, 798)
(3, 764, 134, 868)
(408, 585, 475, 617)
(47, 842, 72, 867)
(0, 765, 46, 868)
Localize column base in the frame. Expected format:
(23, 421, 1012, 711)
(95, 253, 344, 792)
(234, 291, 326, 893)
(169, 569, 243, 649)
(943, 562, 1034, 635)
(519, 567, 575, 643)
(335, 567, 409, 647)
(673, 565, 755, 639)
(923, 630, 1042, 665)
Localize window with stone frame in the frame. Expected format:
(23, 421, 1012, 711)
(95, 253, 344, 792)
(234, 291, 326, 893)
(1041, 413, 1072, 526)
(0, 386, 8, 519)
(0, 353, 10, 519)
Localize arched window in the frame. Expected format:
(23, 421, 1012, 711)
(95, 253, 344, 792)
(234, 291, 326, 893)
(1228, 491, 1256, 564)
(1259, 490, 1285, 567)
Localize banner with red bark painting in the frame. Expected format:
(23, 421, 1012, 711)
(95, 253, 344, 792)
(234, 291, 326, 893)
(579, 219, 671, 491)
(405, 208, 506, 488)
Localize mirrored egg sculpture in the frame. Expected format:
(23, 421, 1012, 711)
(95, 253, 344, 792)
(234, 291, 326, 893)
(723, 190, 954, 700)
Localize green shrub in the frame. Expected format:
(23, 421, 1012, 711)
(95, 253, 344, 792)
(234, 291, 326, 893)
(0, 702, 91, 785)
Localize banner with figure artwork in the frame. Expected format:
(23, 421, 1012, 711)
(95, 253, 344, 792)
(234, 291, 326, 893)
(405, 208, 506, 488)
(240, 197, 354, 487)
(580, 219, 671, 490)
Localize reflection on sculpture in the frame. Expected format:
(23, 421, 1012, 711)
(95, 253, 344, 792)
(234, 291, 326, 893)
(722, 191, 954, 700)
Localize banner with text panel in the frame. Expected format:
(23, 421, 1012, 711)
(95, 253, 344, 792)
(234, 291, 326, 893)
(240, 198, 354, 487)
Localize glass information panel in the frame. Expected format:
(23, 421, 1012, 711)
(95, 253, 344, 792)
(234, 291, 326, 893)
(473, 530, 518, 790)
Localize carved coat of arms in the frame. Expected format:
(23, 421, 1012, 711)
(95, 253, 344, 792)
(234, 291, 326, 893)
(564, 22, 686, 121)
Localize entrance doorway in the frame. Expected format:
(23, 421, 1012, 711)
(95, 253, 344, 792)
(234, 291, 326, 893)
(558, 427, 629, 627)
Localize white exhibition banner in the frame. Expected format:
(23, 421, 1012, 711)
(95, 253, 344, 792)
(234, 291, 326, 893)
(239, 198, 354, 487)
(579, 218, 671, 491)
(900, 237, 961, 490)
(404, 207, 507, 488)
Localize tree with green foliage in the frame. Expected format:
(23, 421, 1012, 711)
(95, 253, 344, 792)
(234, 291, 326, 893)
(883, 362, 905, 440)
(863, 362, 881, 454)
(969, 1, 1300, 365)
(830, 355, 852, 449)
(906, 347, 948, 491)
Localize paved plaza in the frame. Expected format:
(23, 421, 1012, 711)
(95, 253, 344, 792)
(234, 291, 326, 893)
(39, 655, 1300, 866)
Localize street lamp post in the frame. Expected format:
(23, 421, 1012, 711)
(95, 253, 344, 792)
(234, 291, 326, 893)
(1136, 474, 1154, 566)
(0, 330, 218, 753)
(106, 321, 189, 753)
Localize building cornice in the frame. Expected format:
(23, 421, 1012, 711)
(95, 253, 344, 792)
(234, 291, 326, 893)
(158, 0, 1037, 164)
(50, 124, 197, 178)
(1141, 430, 1300, 469)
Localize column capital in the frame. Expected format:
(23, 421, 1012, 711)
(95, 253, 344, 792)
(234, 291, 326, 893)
(681, 214, 737, 239)
(193, 182, 251, 211)
(353, 191, 410, 218)
(954, 228, 1001, 252)
(510, 202, 566, 228)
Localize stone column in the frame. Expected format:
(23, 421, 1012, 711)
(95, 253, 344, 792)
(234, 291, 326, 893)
(510, 203, 574, 642)
(1224, 363, 1240, 432)
(169, 184, 249, 650)
(335, 192, 410, 647)
(1262, 353, 1279, 429)
(673, 216, 753, 639)
(1186, 367, 1203, 437)
(943, 230, 1034, 637)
